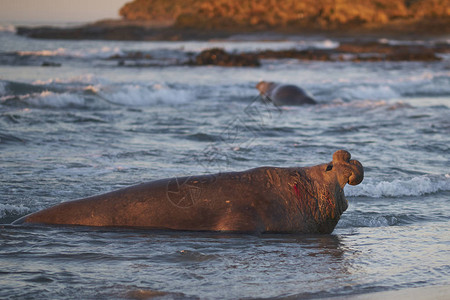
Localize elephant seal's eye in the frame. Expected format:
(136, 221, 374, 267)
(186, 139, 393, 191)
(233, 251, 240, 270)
(326, 164, 333, 171)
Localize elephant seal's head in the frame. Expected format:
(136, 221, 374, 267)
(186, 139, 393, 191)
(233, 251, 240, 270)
(306, 150, 364, 190)
(298, 150, 364, 232)
(330, 150, 364, 188)
(256, 81, 277, 95)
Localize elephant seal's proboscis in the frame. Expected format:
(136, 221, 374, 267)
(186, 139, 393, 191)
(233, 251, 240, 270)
(13, 150, 363, 234)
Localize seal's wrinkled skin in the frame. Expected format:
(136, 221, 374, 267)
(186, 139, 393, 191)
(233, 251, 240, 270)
(256, 81, 316, 106)
(13, 150, 363, 234)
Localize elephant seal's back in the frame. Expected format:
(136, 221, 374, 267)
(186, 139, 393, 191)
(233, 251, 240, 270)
(256, 81, 316, 106)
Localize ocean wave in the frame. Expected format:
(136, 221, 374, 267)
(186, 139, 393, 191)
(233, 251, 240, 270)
(312, 39, 339, 49)
(0, 133, 25, 144)
(401, 75, 450, 97)
(0, 81, 6, 96)
(0, 78, 103, 100)
(0, 79, 56, 97)
(345, 174, 450, 198)
(97, 84, 195, 106)
(2, 91, 88, 108)
(318, 99, 413, 112)
(17, 46, 123, 59)
(334, 85, 400, 101)
(338, 214, 400, 228)
(378, 38, 450, 46)
(311, 70, 450, 102)
(155, 39, 339, 53)
(0, 79, 196, 108)
(337, 211, 429, 228)
(0, 24, 16, 33)
(0, 203, 29, 219)
(32, 74, 104, 86)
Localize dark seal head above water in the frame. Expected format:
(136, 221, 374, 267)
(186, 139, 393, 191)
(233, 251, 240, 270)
(13, 150, 363, 234)
(256, 81, 316, 106)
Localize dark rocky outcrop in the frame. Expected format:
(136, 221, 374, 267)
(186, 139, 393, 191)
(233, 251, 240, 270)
(189, 48, 261, 67)
(16, 20, 234, 41)
(253, 42, 442, 62)
(107, 43, 443, 69)
(41, 61, 62, 67)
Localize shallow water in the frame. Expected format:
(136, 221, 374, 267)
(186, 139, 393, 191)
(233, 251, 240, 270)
(0, 27, 449, 299)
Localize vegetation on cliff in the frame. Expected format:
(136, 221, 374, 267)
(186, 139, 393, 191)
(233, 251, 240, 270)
(119, 0, 450, 30)
(119, 0, 200, 25)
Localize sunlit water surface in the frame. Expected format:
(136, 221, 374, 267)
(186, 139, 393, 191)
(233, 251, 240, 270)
(0, 28, 449, 299)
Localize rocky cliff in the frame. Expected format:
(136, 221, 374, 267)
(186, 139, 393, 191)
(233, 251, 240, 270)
(119, 0, 450, 31)
(16, 0, 450, 41)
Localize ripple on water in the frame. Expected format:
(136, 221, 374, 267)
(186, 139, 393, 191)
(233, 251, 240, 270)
(150, 249, 222, 264)
(1, 35, 450, 299)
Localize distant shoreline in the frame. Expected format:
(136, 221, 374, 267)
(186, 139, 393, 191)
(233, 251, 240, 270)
(11, 18, 450, 65)
(14, 18, 450, 42)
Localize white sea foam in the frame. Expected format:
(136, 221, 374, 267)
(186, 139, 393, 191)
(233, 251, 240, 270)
(336, 85, 400, 101)
(0, 203, 29, 218)
(393, 71, 450, 96)
(17, 46, 123, 59)
(314, 70, 450, 102)
(320, 99, 411, 112)
(311, 39, 339, 49)
(338, 215, 399, 228)
(345, 174, 450, 198)
(148, 39, 339, 54)
(22, 91, 86, 108)
(3, 79, 194, 107)
(0, 24, 16, 33)
(99, 84, 194, 106)
(32, 74, 104, 85)
(378, 38, 450, 46)
(0, 81, 7, 96)
(84, 85, 100, 93)
(378, 38, 428, 46)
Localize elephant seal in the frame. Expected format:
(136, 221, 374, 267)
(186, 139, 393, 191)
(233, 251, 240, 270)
(13, 150, 363, 234)
(256, 81, 316, 106)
